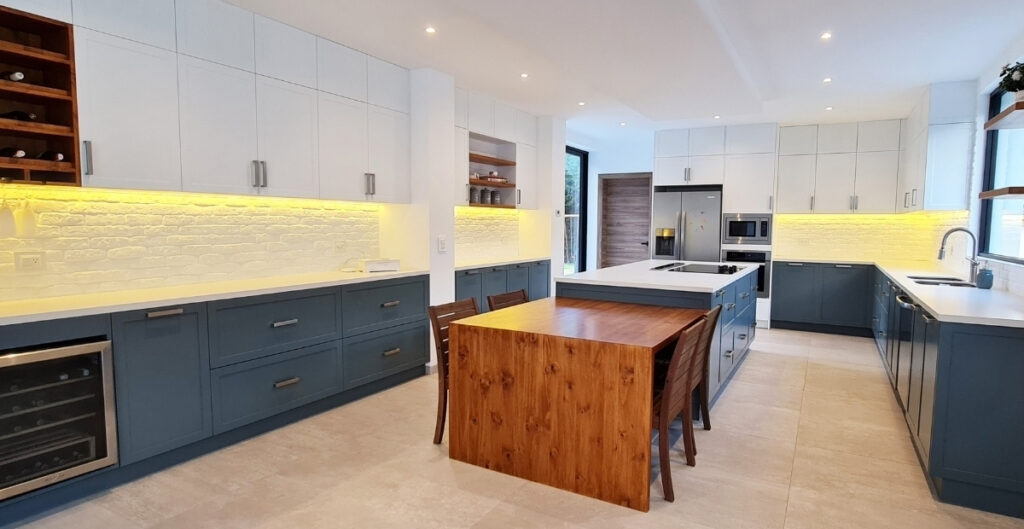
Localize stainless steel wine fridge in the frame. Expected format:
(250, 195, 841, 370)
(0, 341, 117, 500)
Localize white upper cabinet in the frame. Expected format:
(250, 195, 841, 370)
(778, 125, 817, 155)
(688, 155, 725, 186)
(367, 57, 410, 114)
(776, 155, 816, 213)
(317, 92, 368, 201)
(72, 0, 176, 50)
(814, 153, 857, 213)
(854, 151, 899, 213)
(254, 15, 316, 88)
(175, 0, 254, 71)
(723, 154, 775, 214)
(493, 102, 515, 142)
(653, 156, 687, 186)
(726, 123, 777, 155)
(316, 38, 367, 102)
(467, 92, 494, 137)
(76, 29, 181, 191)
(857, 120, 901, 152)
(516, 143, 537, 209)
(367, 105, 410, 203)
(454, 88, 468, 129)
(689, 126, 726, 156)
(256, 76, 319, 198)
(514, 109, 537, 146)
(454, 127, 469, 205)
(816, 123, 859, 154)
(923, 122, 973, 211)
(179, 55, 258, 195)
(655, 129, 689, 158)
(3, 0, 72, 22)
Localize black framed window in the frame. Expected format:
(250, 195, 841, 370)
(564, 146, 589, 273)
(980, 90, 1024, 265)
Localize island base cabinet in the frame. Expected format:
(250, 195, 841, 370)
(112, 304, 212, 465)
(456, 260, 551, 312)
(341, 321, 429, 389)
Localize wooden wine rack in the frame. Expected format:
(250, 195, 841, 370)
(0, 6, 80, 186)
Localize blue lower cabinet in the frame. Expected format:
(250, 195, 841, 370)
(211, 341, 341, 434)
(507, 264, 530, 297)
(717, 284, 739, 326)
(340, 276, 428, 337)
(481, 267, 509, 311)
(455, 269, 484, 312)
(528, 260, 551, 300)
(111, 304, 212, 465)
(718, 324, 736, 382)
(342, 321, 429, 389)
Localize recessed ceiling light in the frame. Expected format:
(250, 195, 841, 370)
(714, 115, 721, 119)
(520, 73, 529, 79)
(619, 122, 627, 126)
(825, 106, 834, 111)
(425, 26, 436, 34)
(820, 31, 832, 41)
(578, 101, 586, 106)
(823, 77, 833, 84)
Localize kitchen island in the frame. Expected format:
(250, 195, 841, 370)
(556, 259, 759, 403)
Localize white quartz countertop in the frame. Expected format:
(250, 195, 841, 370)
(454, 256, 550, 272)
(0, 268, 429, 326)
(555, 259, 757, 294)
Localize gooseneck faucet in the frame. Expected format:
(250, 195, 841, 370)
(938, 227, 980, 284)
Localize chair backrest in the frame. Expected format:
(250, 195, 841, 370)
(428, 298, 479, 389)
(659, 319, 706, 425)
(487, 289, 529, 311)
(689, 305, 723, 392)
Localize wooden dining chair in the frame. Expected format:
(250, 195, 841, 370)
(428, 298, 479, 444)
(686, 304, 723, 458)
(486, 289, 528, 311)
(651, 318, 705, 502)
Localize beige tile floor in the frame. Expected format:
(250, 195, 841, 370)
(11, 328, 1024, 529)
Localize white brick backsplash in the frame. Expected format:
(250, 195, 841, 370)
(454, 207, 520, 264)
(0, 186, 380, 302)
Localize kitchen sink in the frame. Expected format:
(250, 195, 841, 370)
(912, 279, 975, 287)
(907, 275, 964, 281)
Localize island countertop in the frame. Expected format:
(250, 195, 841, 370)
(555, 259, 758, 293)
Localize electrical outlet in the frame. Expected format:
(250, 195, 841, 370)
(15, 252, 45, 272)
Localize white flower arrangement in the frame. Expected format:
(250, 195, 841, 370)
(999, 61, 1024, 92)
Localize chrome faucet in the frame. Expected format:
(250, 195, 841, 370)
(938, 227, 980, 284)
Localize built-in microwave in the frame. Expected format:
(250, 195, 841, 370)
(722, 214, 772, 245)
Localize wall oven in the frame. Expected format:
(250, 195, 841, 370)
(722, 214, 772, 245)
(723, 250, 772, 299)
(0, 341, 117, 501)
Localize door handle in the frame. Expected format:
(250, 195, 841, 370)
(640, 241, 649, 246)
(382, 347, 402, 357)
(273, 376, 301, 389)
(147, 308, 184, 319)
(517, 189, 521, 205)
(271, 318, 299, 328)
(684, 167, 691, 182)
(380, 300, 401, 308)
(787, 263, 804, 267)
(895, 295, 916, 311)
(82, 140, 94, 176)
(912, 188, 918, 207)
(260, 161, 268, 187)
(768, 195, 774, 211)
(835, 264, 852, 268)
(724, 350, 734, 359)
(727, 303, 736, 311)
(252, 160, 261, 187)
(737, 334, 748, 340)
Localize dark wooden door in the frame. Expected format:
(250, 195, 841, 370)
(599, 174, 651, 268)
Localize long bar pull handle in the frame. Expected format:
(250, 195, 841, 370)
(810, 195, 815, 211)
(273, 377, 301, 389)
(382, 347, 401, 357)
(260, 161, 268, 187)
(381, 300, 401, 308)
(835, 264, 853, 269)
(272, 318, 299, 328)
(464, 270, 481, 275)
(517, 189, 521, 205)
(911, 188, 918, 207)
(83, 140, 94, 176)
(855, 195, 860, 210)
(922, 313, 936, 323)
(768, 195, 774, 211)
(147, 308, 184, 319)
(849, 196, 855, 211)
(365, 173, 373, 195)
(787, 262, 804, 267)
(252, 160, 261, 187)
(895, 295, 916, 311)
(371, 173, 377, 195)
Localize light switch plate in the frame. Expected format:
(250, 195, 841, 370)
(437, 236, 447, 253)
(14, 251, 45, 272)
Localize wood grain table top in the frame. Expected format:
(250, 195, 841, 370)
(453, 297, 706, 350)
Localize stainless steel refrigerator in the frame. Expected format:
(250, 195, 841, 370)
(651, 188, 722, 261)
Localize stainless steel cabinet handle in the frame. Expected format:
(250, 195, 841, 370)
(252, 160, 261, 187)
(684, 167, 691, 182)
(855, 195, 860, 210)
(365, 173, 374, 195)
(260, 161, 268, 187)
(517, 189, 521, 205)
(727, 303, 736, 311)
(382, 347, 401, 357)
(810, 196, 815, 211)
(83, 140, 94, 175)
(147, 308, 184, 319)
(849, 196, 855, 211)
(895, 295, 916, 311)
(911, 188, 918, 207)
(835, 264, 852, 268)
(741, 292, 750, 299)
(738, 334, 748, 340)
(904, 192, 910, 208)
(371, 173, 377, 195)
(922, 313, 936, 323)
(787, 263, 804, 267)
(380, 300, 401, 308)
(878, 331, 886, 337)
(768, 195, 774, 211)
(464, 270, 480, 275)
(715, 289, 725, 297)
(272, 318, 299, 328)
(273, 376, 301, 389)
(724, 350, 734, 358)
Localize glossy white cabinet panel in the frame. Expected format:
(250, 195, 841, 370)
(454, 87, 468, 129)
(179, 56, 258, 195)
(653, 156, 687, 186)
(514, 110, 537, 146)
(3, 0, 71, 22)
(254, 15, 316, 88)
(493, 102, 515, 142)
(255, 76, 319, 198)
(454, 127, 469, 205)
(467, 92, 494, 137)
(725, 123, 777, 155)
(655, 129, 689, 158)
(516, 143, 537, 209)
(923, 122, 973, 210)
(778, 125, 817, 155)
(689, 126, 725, 156)
(317, 92, 369, 201)
(854, 151, 899, 213)
(367, 57, 410, 114)
(367, 105, 410, 203)
(816, 123, 859, 154)
(73, 0, 176, 50)
(688, 155, 725, 185)
(776, 155, 816, 213)
(813, 153, 857, 213)
(857, 120, 901, 152)
(76, 29, 181, 191)
(317, 38, 367, 102)
(723, 154, 775, 214)
(175, 0, 254, 71)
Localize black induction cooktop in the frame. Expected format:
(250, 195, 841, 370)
(651, 263, 739, 274)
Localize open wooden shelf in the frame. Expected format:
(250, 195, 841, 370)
(0, 117, 74, 137)
(0, 156, 76, 172)
(979, 187, 1024, 199)
(0, 79, 71, 101)
(0, 40, 70, 66)
(469, 177, 515, 188)
(985, 101, 1024, 131)
(469, 152, 516, 166)
(467, 203, 516, 209)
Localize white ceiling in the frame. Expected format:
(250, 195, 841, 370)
(230, 0, 1024, 143)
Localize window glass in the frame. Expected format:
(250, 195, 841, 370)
(984, 91, 1024, 260)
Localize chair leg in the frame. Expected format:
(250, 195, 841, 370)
(682, 401, 696, 467)
(433, 382, 448, 445)
(659, 420, 674, 502)
(699, 381, 712, 431)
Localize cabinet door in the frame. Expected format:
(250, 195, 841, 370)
(493, 102, 515, 141)
(779, 125, 817, 155)
(529, 261, 550, 301)
(770, 262, 820, 323)
(454, 127, 470, 205)
(776, 155, 816, 213)
(726, 123, 777, 155)
(819, 264, 871, 327)
(653, 156, 688, 186)
(367, 105, 410, 203)
(76, 29, 182, 191)
(318, 92, 368, 201)
(112, 304, 212, 464)
(72, 0, 176, 50)
(179, 56, 259, 195)
(923, 122, 973, 211)
(723, 154, 775, 213)
(817, 123, 858, 154)
(256, 76, 319, 198)
(655, 129, 689, 158)
(854, 151, 899, 213)
(507, 264, 530, 295)
(516, 143, 537, 209)
(481, 267, 508, 312)
(814, 153, 857, 213)
(857, 120, 901, 152)
(689, 126, 725, 156)
(254, 15, 316, 88)
(688, 155, 725, 185)
(454, 87, 468, 129)
(515, 110, 537, 146)
(175, 0, 255, 71)
(907, 308, 927, 432)
(455, 270, 484, 312)
(917, 314, 939, 457)
(3, 0, 72, 22)
(467, 92, 494, 136)
(316, 38, 367, 102)
(367, 57, 410, 114)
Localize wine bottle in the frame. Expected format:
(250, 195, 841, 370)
(0, 147, 26, 158)
(0, 71, 25, 82)
(0, 110, 37, 121)
(36, 151, 64, 161)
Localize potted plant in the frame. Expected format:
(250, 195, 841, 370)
(999, 61, 1024, 102)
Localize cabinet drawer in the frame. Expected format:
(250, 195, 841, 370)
(737, 275, 756, 311)
(718, 325, 737, 381)
(341, 277, 428, 336)
(718, 286, 739, 326)
(211, 341, 340, 433)
(208, 288, 340, 367)
(342, 321, 429, 389)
